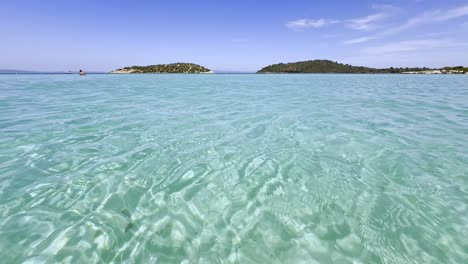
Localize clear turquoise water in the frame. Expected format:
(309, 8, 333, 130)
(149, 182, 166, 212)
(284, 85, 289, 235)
(0, 74, 467, 263)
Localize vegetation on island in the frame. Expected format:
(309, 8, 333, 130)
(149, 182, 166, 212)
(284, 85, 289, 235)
(113, 63, 211, 73)
(257, 60, 440, 74)
(442, 66, 468, 73)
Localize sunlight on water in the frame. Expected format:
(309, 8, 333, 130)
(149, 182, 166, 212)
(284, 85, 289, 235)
(0, 74, 467, 263)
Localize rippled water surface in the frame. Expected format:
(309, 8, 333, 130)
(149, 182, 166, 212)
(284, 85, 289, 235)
(1, 74, 467, 263)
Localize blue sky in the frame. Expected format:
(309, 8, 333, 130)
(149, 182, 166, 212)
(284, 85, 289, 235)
(1, 0, 467, 72)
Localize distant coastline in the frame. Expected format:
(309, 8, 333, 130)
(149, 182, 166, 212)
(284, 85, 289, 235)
(3, 60, 468, 75)
(257, 60, 468, 74)
(111, 63, 212, 74)
(0, 69, 108, 74)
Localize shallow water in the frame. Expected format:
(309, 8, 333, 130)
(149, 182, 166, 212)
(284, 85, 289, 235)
(0, 74, 467, 263)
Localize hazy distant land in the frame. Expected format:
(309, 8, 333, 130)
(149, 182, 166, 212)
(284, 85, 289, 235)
(3, 60, 467, 75)
(257, 60, 468, 74)
(111, 63, 213, 74)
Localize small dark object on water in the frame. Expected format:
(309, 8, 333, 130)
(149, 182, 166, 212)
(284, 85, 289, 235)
(121, 208, 133, 233)
(79, 69, 86, 76)
(125, 222, 134, 233)
(121, 208, 131, 219)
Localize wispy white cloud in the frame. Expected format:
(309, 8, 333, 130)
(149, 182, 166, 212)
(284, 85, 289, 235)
(347, 13, 388, 31)
(286, 18, 338, 30)
(344, 4, 468, 44)
(347, 5, 397, 31)
(344, 36, 377, 44)
(362, 39, 468, 55)
(432, 4, 468, 21)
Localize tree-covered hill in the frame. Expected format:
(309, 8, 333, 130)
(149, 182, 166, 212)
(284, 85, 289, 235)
(442, 66, 468, 73)
(257, 60, 435, 74)
(112, 63, 212, 73)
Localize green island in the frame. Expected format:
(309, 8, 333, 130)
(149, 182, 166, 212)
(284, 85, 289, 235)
(257, 60, 468, 74)
(442, 66, 468, 73)
(112, 63, 212, 73)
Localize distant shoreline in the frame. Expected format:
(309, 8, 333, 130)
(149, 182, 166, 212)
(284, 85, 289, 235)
(257, 60, 468, 74)
(0, 72, 109, 74)
(3, 59, 467, 75)
(2, 72, 468, 75)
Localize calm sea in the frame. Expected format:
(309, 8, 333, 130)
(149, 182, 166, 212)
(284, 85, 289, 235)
(1, 74, 467, 263)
